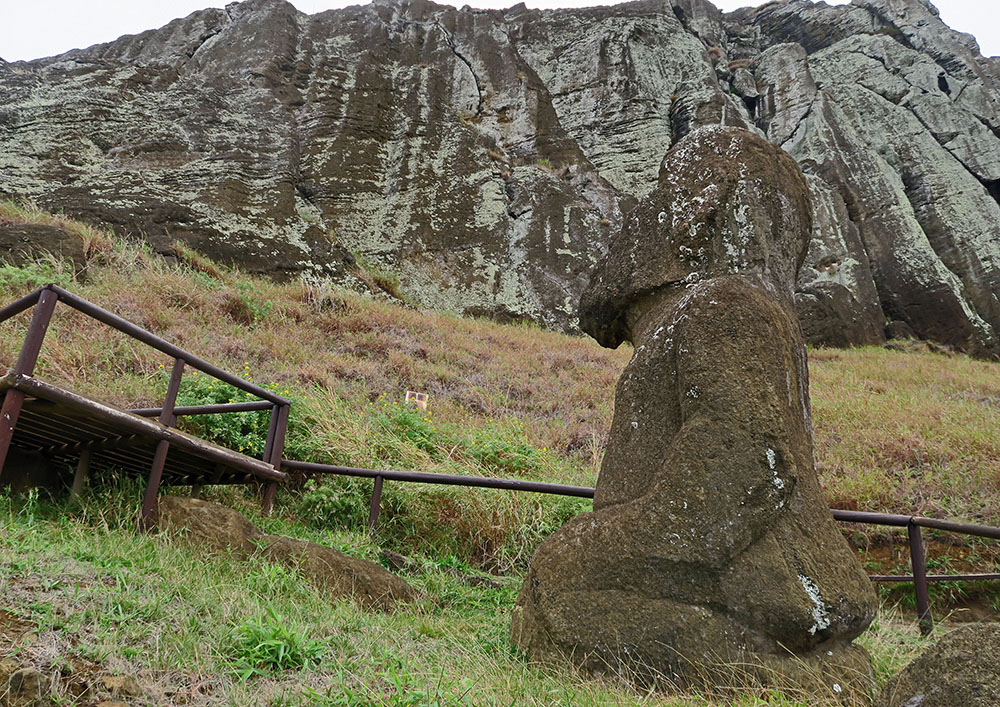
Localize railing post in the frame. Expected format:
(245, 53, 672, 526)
(0, 288, 58, 481)
(368, 474, 383, 533)
(908, 521, 933, 635)
(261, 403, 288, 515)
(262, 404, 280, 464)
(139, 357, 184, 531)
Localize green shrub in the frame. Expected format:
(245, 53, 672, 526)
(172, 373, 314, 461)
(465, 424, 541, 476)
(234, 280, 274, 322)
(173, 374, 272, 457)
(227, 608, 326, 680)
(297, 477, 372, 529)
(379, 405, 441, 458)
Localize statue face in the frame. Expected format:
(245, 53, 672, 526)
(579, 127, 812, 348)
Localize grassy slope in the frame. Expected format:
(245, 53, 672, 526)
(812, 346, 1000, 523)
(0, 492, 932, 707)
(0, 200, 994, 704)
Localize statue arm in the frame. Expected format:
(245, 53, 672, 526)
(649, 281, 808, 561)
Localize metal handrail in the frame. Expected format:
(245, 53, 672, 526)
(0, 285, 289, 406)
(128, 400, 275, 417)
(284, 459, 1000, 635)
(281, 460, 595, 496)
(46, 285, 288, 406)
(0, 284, 290, 518)
(832, 509, 1000, 540)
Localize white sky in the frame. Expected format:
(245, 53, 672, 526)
(1, 0, 997, 63)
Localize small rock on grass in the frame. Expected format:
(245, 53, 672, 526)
(4, 667, 53, 707)
(156, 495, 261, 555)
(156, 496, 417, 609)
(261, 534, 417, 611)
(99, 675, 142, 698)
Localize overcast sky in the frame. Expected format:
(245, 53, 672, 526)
(2, 0, 997, 63)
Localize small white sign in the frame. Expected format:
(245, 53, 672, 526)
(405, 390, 428, 410)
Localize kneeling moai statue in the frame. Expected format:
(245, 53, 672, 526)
(511, 127, 877, 697)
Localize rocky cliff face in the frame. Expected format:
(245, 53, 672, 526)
(1, 0, 999, 353)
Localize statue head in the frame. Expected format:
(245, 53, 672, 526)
(579, 127, 812, 348)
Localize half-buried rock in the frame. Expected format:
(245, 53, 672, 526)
(883, 623, 1000, 707)
(511, 127, 877, 699)
(157, 496, 416, 610)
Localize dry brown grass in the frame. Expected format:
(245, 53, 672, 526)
(810, 346, 1000, 527)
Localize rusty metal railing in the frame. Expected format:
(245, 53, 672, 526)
(832, 510, 1000, 634)
(0, 284, 290, 525)
(281, 459, 594, 531)
(284, 459, 1000, 635)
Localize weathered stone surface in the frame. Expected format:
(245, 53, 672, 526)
(3, 668, 53, 707)
(795, 174, 885, 349)
(98, 676, 141, 699)
(513, 128, 877, 696)
(156, 496, 416, 608)
(0, 224, 86, 271)
(262, 535, 418, 610)
(882, 623, 1000, 707)
(156, 495, 262, 555)
(1, 0, 1000, 352)
(738, 0, 1000, 356)
(512, 0, 751, 199)
(786, 31, 1000, 356)
(0, 660, 16, 686)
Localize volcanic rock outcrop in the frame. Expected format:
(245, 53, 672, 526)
(511, 128, 877, 696)
(1, 0, 1000, 353)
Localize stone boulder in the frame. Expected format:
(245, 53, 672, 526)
(156, 496, 416, 609)
(512, 128, 878, 698)
(261, 535, 415, 611)
(882, 623, 1000, 707)
(0, 224, 86, 272)
(2, 667, 53, 707)
(156, 495, 262, 555)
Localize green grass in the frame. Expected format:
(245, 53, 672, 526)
(0, 199, 993, 703)
(0, 488, 932, 706)
(229, 608, 328, 682)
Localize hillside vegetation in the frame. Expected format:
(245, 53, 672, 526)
(0, 200, 997, 704)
